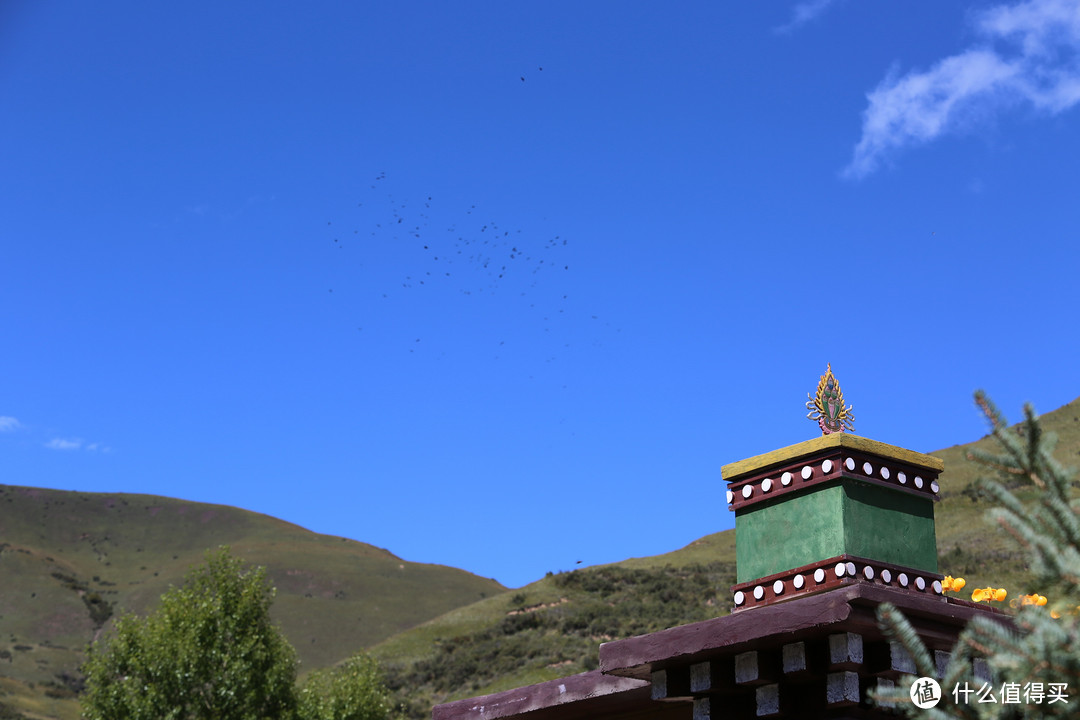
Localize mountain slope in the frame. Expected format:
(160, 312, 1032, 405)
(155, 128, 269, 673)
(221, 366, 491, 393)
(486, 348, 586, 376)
(0, 488, 505, 719)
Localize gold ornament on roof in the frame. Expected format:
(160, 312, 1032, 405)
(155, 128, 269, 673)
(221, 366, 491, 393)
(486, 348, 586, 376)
(806, 363, 855, 435)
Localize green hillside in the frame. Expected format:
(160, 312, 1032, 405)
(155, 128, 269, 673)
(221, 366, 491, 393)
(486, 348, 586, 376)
(2, 396, 1077, 720)
(0, 489, 505, 720)
(371, 396, 1080, 718)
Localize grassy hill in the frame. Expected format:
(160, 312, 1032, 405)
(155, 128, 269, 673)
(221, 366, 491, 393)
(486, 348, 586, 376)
(0, 490, 505, 719)
(2, 395, 1077, 719)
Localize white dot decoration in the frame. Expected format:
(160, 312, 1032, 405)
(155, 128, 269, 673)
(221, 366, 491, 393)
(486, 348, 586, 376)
(793, 574, 805, 589)
(762, 478, 773, 493)
(814, 568, 826, 583)
(754, 585, 765, 600)
(898, 573, 909, 587)
(880, 466, 891, 480)
(801, 465, 813, 480)
(773, 580, 785, 595)
(846, 562, 856, 577)
(932, 580, 943, 595)
(915, 577, 926, 591)
(930, 480, 940, 494)
(726, 490, 734, 504)
(835, 562, 847, 578)
(898, 472, 908, 484)
(862, 462, 874, 475)
(863, 566, 875, 580)
(822, 459, 833, 473)
(914, 476, 924, 489)
(742, 485, 753, 499)
(881, 569, 892, 584)
(781, 471, 793, 486)
(844, 457, 855, 471)
(734, 591, 745, 606)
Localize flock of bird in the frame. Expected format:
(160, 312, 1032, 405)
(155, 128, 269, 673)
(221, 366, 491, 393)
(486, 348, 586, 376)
(326, 172, 599, 359)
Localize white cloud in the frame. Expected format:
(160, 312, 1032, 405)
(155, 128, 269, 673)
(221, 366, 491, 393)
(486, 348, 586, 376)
(775, 0, 841, 35)
(45, 437, 83, 451)
(978, 0, 1080, 56)
(845, 0, 1080, 178)
(0, 416, 20, 432)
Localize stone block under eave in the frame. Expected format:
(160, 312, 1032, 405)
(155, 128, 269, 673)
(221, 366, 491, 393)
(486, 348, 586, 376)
(723, 434, 943, 585)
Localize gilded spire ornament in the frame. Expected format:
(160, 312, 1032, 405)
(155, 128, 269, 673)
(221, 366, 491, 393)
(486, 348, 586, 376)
(806, 363, 855, 435)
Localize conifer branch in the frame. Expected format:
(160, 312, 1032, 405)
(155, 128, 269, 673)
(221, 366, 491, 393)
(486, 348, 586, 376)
(872, 392, 1080, 718)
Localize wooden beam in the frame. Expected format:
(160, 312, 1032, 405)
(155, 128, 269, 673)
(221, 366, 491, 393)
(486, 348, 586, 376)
(690, 658, 735, 694)
(735, 650, 778, 686)
(828, 632, 864, 669)
(755, 683, 781, 717)
(689, 692, 755, 719)
(934, 650, 951, 678)
(825, 671, 861, 706)
(865, 640, 916, 676)
(651, 667, 692, 702)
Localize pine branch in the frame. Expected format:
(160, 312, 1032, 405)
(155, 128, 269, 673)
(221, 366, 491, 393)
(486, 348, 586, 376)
(1042, 494, 1080, 550)
(965, 448, 1028, 478)
(873, 392, 1080, 719)
(1022, 403, 1044, 487)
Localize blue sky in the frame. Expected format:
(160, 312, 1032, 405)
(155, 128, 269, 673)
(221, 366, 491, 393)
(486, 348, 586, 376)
(2, 1, 1078, 589)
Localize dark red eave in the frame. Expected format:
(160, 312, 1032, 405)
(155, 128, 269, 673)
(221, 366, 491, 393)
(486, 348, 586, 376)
(599, 584, 1009, 681)
(432, 670, 672, 720)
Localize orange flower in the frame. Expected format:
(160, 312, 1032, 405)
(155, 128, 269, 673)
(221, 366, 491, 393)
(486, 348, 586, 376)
(943, 576, 967, 593)
(971, 587, 1007, 603)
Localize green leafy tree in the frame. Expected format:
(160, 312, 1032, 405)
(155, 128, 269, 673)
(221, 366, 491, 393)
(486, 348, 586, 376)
(81, 547, 299, 720)
(298, 653, 392, 720)
(873, 392, 1080, 718)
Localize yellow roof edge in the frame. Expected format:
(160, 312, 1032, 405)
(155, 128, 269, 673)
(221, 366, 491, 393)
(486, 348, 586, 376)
(721, 434, 945, 481)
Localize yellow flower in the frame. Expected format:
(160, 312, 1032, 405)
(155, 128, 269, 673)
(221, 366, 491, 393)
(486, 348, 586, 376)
(943, 576, 967, 593)
(971, 587, 1006, 603)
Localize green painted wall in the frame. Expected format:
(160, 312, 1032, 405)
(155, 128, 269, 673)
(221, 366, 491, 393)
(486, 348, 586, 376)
(736, 485, 846, 583)
(841, 482, 938, 572)
(735, 481, 938, 583)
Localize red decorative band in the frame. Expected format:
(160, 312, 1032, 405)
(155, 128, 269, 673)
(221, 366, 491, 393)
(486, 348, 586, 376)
(730, 555, 944, 611)
(725, 450, 940, 512)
